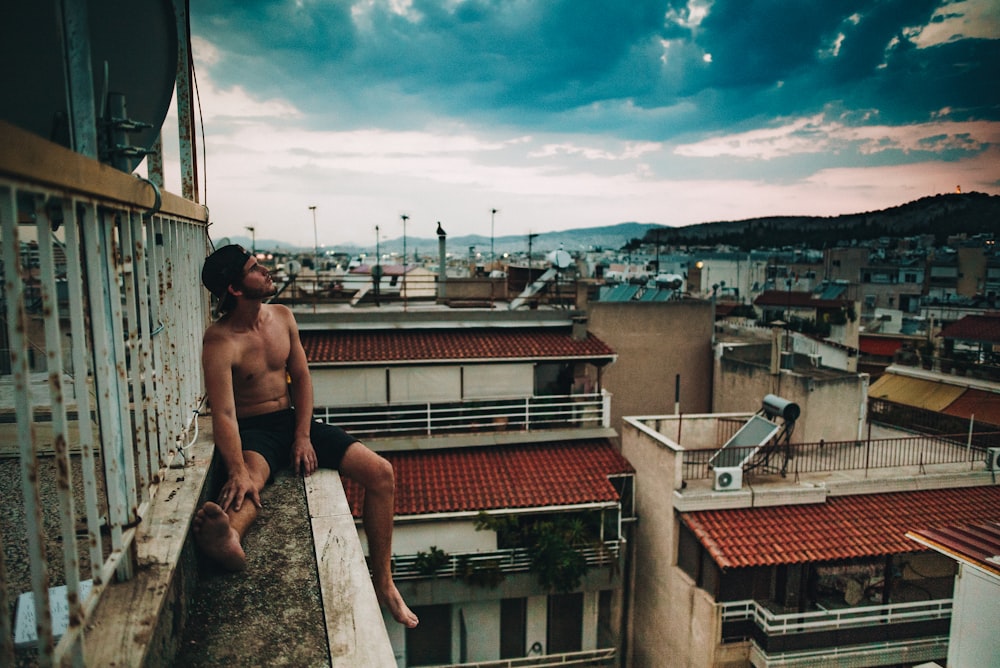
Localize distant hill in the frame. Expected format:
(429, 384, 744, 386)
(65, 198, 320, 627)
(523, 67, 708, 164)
(224, 193, 998, 257)
(229, 222, 661, 257)
(640, 192, 1000, 250)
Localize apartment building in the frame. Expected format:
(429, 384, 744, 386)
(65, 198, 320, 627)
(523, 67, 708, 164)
(295, 308, 636, 666)
(619, 356, 1000, 668)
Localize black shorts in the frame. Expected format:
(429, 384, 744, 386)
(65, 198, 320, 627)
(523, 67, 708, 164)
(237, 408, 357, 478)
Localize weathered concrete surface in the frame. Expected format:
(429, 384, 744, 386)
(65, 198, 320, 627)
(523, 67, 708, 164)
(175, 471, 331, 667)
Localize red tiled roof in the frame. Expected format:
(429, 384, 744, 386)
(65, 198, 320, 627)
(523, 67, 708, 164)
(753, 290, 848, 309)
(942, 388, 1000, 428)
(343, 440, 634, 517)
(908, 521, 1000, 577)
(939, 313, 1000, 343)
(682, 486, 1000, 569)
(301, 328, 616, 364)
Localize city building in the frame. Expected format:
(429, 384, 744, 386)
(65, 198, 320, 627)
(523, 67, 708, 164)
(296, 308, 636, 665)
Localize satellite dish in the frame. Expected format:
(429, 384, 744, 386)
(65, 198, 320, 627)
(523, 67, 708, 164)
(547, 249, 573, 270)
(0, 0, 177, 171)
(287, 260, 302, 277)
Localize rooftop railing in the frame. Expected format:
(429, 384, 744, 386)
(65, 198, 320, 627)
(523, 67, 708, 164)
(314, 391, 611, 440)
(1, 122, 209, 666)
(681, 431, 997, 481)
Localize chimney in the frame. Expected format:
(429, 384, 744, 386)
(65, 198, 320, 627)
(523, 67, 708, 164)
(571, 315, 588, 341)
(437, 222, 447, 301)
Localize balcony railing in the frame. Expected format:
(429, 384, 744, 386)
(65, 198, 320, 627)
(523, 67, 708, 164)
(681, 431, 997, 481)
(1, 123, 209, 665)
(314, 392, 611, 440)
(448, 648, 616, 667)
(721, 598, 951, 661)
(391, 540, 622, 581)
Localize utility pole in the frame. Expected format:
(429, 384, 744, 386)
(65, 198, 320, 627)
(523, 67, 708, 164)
(490, 208, 498, 273)
(309, 205, 318, 271)
(400, 213, 409, 312)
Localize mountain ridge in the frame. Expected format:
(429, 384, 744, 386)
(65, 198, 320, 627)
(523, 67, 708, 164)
(226, 192, 998, 256)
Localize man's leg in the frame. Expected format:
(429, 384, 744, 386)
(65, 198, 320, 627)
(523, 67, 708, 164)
(193, 450, 270, 571)
(339, 443, 419, 628)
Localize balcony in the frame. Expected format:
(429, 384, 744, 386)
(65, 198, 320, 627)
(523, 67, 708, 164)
(315, 391, 613, 447)
(391, 540, 623, 582)
(720, 598, 951, 667)
(1, 121, 393, 665)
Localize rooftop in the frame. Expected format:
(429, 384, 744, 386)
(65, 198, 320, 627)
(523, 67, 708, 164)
(343, 439, 634, 518)
(682, 486, 1000, 568)
(301, 326, 616, 365)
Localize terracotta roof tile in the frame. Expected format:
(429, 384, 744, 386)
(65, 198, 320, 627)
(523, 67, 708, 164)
(908, 521, 1000, 577)
(682, 486, 1000, 569)
(939, 313, 1000, 343)
(301, 328, 616, 364)
(753, 290, 849, 309)
(343, 440, 634, 517)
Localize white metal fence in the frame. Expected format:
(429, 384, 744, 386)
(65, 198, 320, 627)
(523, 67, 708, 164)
(0, 130, 209, 665)
(314, 391, 611, 439)
(391, 540, 623, 581)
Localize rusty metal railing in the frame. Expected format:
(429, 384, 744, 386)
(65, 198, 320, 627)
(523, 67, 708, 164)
(0, 122, 209, 666)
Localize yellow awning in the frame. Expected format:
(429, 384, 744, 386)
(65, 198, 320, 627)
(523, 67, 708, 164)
(868, 373, 966, 411)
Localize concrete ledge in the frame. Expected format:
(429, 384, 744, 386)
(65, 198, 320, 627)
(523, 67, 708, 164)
(83, 417, 215, 667)
(305, 469, 396, 667)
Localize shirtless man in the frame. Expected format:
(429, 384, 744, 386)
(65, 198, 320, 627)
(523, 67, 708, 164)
(193, 244, 418, 628)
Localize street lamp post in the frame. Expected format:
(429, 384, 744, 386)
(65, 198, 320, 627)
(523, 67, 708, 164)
(374, 224, 382, 307)
(400, 214, 409, 311)
(490, 208, 498, 273)
(245, 226, 256, 255)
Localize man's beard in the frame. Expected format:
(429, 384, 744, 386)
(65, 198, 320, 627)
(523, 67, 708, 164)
(239, 282, 277, 300)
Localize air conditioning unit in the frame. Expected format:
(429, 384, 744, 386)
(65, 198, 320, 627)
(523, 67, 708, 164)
(713, 466, 743, 491)
(986, 447, 1000, 471)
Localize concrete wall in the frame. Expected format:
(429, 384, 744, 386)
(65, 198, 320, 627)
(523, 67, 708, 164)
(948, 564, 1000, 668)
(587, 301, 714, 440)
(621, 419, 722, 668)
(713, 348, 869, 443)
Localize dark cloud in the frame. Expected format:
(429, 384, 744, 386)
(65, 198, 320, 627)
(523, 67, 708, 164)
(192, 0, 999, 139)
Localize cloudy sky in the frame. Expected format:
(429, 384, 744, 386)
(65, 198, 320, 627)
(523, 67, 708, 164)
(168, 0, 1000, 249)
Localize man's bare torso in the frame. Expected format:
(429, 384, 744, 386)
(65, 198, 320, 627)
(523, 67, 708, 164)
(205, 304, 293, 418)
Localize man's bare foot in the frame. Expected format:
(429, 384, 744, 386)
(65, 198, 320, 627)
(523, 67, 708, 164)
(193, 502, 247, 571)
(377, 581, 419, 628)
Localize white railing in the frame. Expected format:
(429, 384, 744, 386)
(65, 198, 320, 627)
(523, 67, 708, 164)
(0, 125, 209, 665)
(720, 597, 952, 635)
(391, 540, 622, 581)
(315, 392, 610, 439)
(448, 647, 616, 667)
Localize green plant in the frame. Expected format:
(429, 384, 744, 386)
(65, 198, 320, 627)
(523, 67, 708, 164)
(414, 545, 450, 576)
(456, 555, 506, 589)
(477, 511, 602, 594)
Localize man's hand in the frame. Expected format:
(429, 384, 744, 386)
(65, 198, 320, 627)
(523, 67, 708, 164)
(218, 470, 262, 513)
(292, 435, 318, 476)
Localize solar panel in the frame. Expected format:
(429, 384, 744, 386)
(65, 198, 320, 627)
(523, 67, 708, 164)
(709, 415, 781, 468)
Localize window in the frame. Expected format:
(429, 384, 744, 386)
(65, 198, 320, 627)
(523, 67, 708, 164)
(547, 593, 583, 654)
(500, 598, 526, 659)
(407, 604, 451, 666)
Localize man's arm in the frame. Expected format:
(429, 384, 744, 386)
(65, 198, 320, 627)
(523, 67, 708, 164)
(203, 329, 262, 511)
(282, 306, 318, 476)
